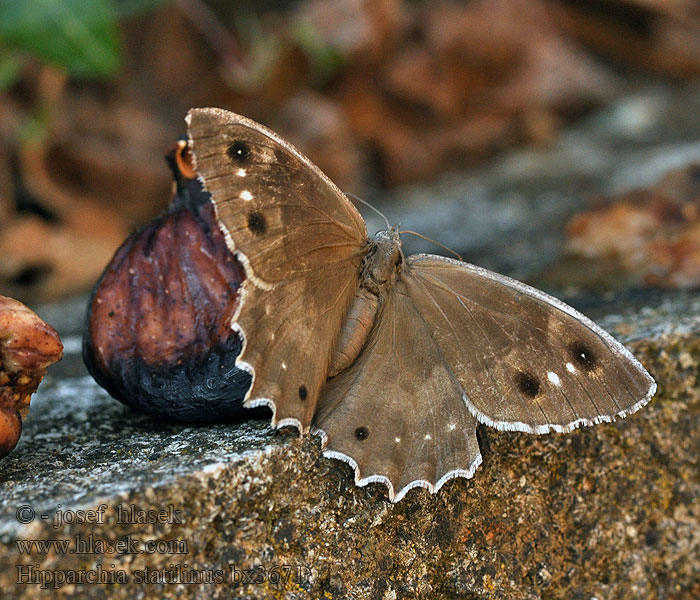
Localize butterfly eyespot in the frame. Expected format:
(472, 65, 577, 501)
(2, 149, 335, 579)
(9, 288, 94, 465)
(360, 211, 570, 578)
(516, 372, 540, 398)
(354, 426, 369, 441)
(246, 212, 267, 236)
(298, 385, 308, 401)
(227, 141, 251, 163)
(569, 341, 597, 371)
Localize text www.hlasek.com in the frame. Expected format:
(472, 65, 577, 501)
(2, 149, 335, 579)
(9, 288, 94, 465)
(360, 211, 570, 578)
(16, 535, 188, 555)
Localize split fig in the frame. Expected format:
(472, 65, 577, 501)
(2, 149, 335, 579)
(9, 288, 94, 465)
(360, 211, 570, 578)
(0, 295, 63, 458)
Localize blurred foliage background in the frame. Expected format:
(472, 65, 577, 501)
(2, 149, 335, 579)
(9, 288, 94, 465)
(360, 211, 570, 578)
(1, 0, 700, 302)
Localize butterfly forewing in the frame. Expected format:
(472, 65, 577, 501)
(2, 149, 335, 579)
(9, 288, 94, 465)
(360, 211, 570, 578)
(187, 108, 368, 430)
(187, 109, 367, 286)
(403, 255, 656, 433)
(313, 282, 482, 501)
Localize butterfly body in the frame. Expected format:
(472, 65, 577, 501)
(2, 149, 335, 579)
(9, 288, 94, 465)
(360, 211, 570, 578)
(186, 108, 656, 503)
(359, 229, 404, 295)
(328, 229, 402, 376)
(328, 228, 404, 377)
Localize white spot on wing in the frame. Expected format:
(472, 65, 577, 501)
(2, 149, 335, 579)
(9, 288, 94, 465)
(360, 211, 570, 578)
(239, 189, 253, 200)
(425, 434, 432, 440)
(282, 362, 287, 370)
(395, 437, 400, 443)
(548, 371, 561, 386)
(236, 168, 247, 177)
(448, 423, 456, 430)
(566, 362, 576, 373)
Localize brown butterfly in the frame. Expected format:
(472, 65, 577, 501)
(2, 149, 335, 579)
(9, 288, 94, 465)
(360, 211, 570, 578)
(186, 108, 656, 503)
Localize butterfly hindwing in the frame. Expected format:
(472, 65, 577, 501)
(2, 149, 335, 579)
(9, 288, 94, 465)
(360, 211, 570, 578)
(313, 282, 482, 501)
(187, 108, 368, 430)
(235, 265, 361, 429)
(403, 255, 656, 433)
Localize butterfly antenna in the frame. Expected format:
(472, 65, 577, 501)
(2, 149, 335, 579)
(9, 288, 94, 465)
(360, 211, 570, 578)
(399, 230, 464, 262)
(347, 193, 392, 230)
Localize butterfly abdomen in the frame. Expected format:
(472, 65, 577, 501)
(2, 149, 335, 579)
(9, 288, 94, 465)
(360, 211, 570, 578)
(327, 230, 405, 377)
(328, 287, 378, 378)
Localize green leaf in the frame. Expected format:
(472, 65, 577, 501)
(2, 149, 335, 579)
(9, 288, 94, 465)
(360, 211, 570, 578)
(0, 0, 122, 78)
(113, 0, 172, 17)
(291, 19, 345, 86)
(17, 108, 51, 145)
(0, 49, 21, 89)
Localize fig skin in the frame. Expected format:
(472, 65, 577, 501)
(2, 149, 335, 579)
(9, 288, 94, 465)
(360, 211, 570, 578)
(0, 408, 21, 459)
(82, 140, 257, 424)
(0, 295, 63, 458)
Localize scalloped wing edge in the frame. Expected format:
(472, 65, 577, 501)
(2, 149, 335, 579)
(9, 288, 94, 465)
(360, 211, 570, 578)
(466, 390, 655, 434)
(311, 413, 484, 503)
(231, 302, 307, 433)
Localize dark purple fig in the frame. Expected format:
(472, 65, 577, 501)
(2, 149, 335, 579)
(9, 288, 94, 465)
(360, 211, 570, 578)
(82, 140, 259, 424)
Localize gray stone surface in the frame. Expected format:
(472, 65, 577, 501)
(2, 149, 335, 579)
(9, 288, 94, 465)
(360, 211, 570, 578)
(0, 288, 698, 599)
(1, 86, 699, 598)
